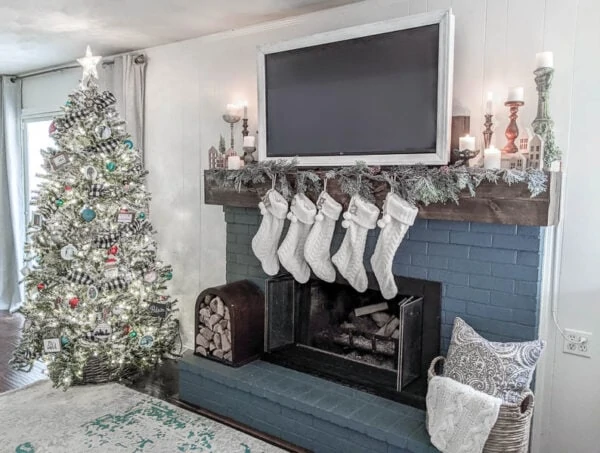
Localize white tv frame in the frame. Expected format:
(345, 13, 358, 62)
(257, 9, 455, 166)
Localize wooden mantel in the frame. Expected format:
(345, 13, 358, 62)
(204, 170, 561, 226)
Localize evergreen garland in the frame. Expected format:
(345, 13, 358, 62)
(206, 160, 548, 206)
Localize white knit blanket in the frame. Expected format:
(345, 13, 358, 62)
(426, 376, 502, 453)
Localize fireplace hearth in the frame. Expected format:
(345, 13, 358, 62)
(264, 272, 441, 408)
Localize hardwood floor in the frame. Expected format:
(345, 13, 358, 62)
(0, 310, 306, 453)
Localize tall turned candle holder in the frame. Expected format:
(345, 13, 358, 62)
(502, 101, 524, 154)
(222, 113, 242, 149)
(533, 67, 560, 165)
(483, 114, 494, 149)
(242, 118, 249, 137)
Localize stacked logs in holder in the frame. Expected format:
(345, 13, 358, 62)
(194, 280, 265, 367)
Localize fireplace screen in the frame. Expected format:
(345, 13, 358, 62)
(264, 273, 440, 407)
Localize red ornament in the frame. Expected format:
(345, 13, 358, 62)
(65, 185, 72, 191)
(109, 245, 119, 255)
(37, 283, 45, 291)
(123, 324, 131, 335)
(48, 122, 57, 135)
(69, 297, 80, 309)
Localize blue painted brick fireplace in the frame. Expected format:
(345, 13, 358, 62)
(180, 207, 546, 453)
(224, 207, 545, 350)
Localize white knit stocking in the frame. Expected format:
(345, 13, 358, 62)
(331, 195, 380, 293)
(277, 194, 317, 283)
(251, 189, 289, 276)
(304, 192, 343, 282)
(370, 192, 418, 299)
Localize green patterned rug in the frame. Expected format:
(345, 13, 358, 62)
(0, 380, 286, 453)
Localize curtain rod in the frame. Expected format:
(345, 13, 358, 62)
(10, 60, 116, 83)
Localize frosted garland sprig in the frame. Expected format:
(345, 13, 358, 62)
(206, 161, 548, 205)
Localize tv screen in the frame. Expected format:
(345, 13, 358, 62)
(258, 10, 454, 166)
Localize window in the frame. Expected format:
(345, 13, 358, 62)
(23, 118, 53, 220)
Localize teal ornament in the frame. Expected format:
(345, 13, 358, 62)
(106, 162, 116, 172)
(139, 335, 154, 348)
(138, 212, 146, 220)
(55, 198, 64, 207)
(164, 271, 173, 281)
(129, 330, 137, 338)
(123, 139, 134, 149)
(60, 336, 69, 346)
(81, 207, 96, 222)
(65, 100, 72, 106)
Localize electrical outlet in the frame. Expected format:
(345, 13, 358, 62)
(563, 329, 592, 358)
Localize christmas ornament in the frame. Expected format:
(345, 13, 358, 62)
(60, 336, 69, 346)
(106, 162, 116, 172)
(123, 139, 134, 149)
(50, 153, 69, 170)
(83, 165, 98, 181)
(55, 198, 64, 207)
(37, 283, 45, 291)
(129, 330, 137, 338)
(109, 245, 119, 255)
(149, 302, 168, 318)
(42, 338, 61, 353)
(87, 285, 99, 300)
(304, 191, 343, 283)
(277, 194, 317, 283)
(104, 256, 119, 279)
(20, 265, 31, 277)
(123, 325, 131, 335)
(95, 124, 112, 140)
(144, 270, 157, 283)
(92, 323, 112, 342)
(81, 207, 96, 222)
(163, 271, 173, 281)
(370, 193, 418, 299)
(139, 335, 154, 348)
(137, 212, 146, 220)
(117, 210, 134, 223)
(69, 297, 80, 309)
(77, 45, 101, 87)
(332, 195, 380, 293)
(64, 185, 72, 191)
(60, 244, 78, 260)
(48, 121, 57, 135)
(123, 183, 131, 192)
(251, 189, 289, 276)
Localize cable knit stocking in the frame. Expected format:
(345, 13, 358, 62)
(277, 194, 317, 283)
(331, 195, 380, 292)
(304, 192, 343, 282)
(370, 192, 418, 299)
(251, 189, 289, 276)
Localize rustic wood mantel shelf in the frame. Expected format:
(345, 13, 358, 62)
(204, 170, 561, 226)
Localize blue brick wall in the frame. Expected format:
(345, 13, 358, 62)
(224, 207, 544, 351)
(180, 353, 437, 453)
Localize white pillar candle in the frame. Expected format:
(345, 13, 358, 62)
(243, 136, 256, 148)
(485, 91, 494, 114)
(242, 101, 248, 119)
(507, 87, 524, 103)
(483, 146, 501, 169)
(536, 51, 554, 69)
(459, 135, 476, 151)
(227, 155, 241, 170)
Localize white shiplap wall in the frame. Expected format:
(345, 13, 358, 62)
(141, 1, 599, 451)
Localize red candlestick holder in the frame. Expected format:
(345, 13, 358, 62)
(502, 101, 524, 154)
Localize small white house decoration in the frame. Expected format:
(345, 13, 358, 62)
(501, 129, 545, 170)
(528, 134, 544, 169)
(501, 150, 528, 170)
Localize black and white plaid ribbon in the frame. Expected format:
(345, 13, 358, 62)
(93, 232, 121, 248)
(102, 277, 129, 291)
(93, 92, 117, 110)
(121, 220, 148, 236)
(66, 270, 94, 285)
(55, 109, 92, 130)
(89, 184, 104, 197)
(84, 139, 119, 154)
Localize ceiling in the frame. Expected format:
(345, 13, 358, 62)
(0, 0, 361, 74)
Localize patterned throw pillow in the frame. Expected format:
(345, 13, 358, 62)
(444, 317, 545, 403)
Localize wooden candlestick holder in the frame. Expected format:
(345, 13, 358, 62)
(483, 114, 493, 149)
(242, 118, 249, 137)
(502, 101, 524, 154)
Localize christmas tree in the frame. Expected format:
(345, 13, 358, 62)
(11, 47, 179, 388)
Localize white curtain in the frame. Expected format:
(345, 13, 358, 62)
(99, 53, 147, 165)
(0, 76, 24, 312)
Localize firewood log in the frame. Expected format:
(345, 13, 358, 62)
(209, 341, 216, 352)
(224, 351, 232, 361)
(221, 334, 231, 353)
(208, 314, 222, 329)
(199, 327, 213, 340)
(214, 333, 222, 349)
(196, 346, 208, 356)
(196, 334, 209, 349)
(224, 308, 230, 321)
(371, 312, 391, 327)
(213, 349, 224, 359)
(354, 302, 388, 317)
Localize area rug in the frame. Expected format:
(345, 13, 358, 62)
(0, 380, 286, 453)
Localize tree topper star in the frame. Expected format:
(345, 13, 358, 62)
(77, 45, 102, 86)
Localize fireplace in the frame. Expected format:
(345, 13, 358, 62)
(263, 272, 441, 408)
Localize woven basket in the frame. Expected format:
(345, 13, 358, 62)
(428, 356, 534, 453)
(82, 354, 112, 384)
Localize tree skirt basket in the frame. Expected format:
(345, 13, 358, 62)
(428, 356, 534, 453)
(81, 354, 112, 384)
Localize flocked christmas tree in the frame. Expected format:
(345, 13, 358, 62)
(11, 47, 179, 388)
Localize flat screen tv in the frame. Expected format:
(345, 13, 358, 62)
(257, 9, 454, 166)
